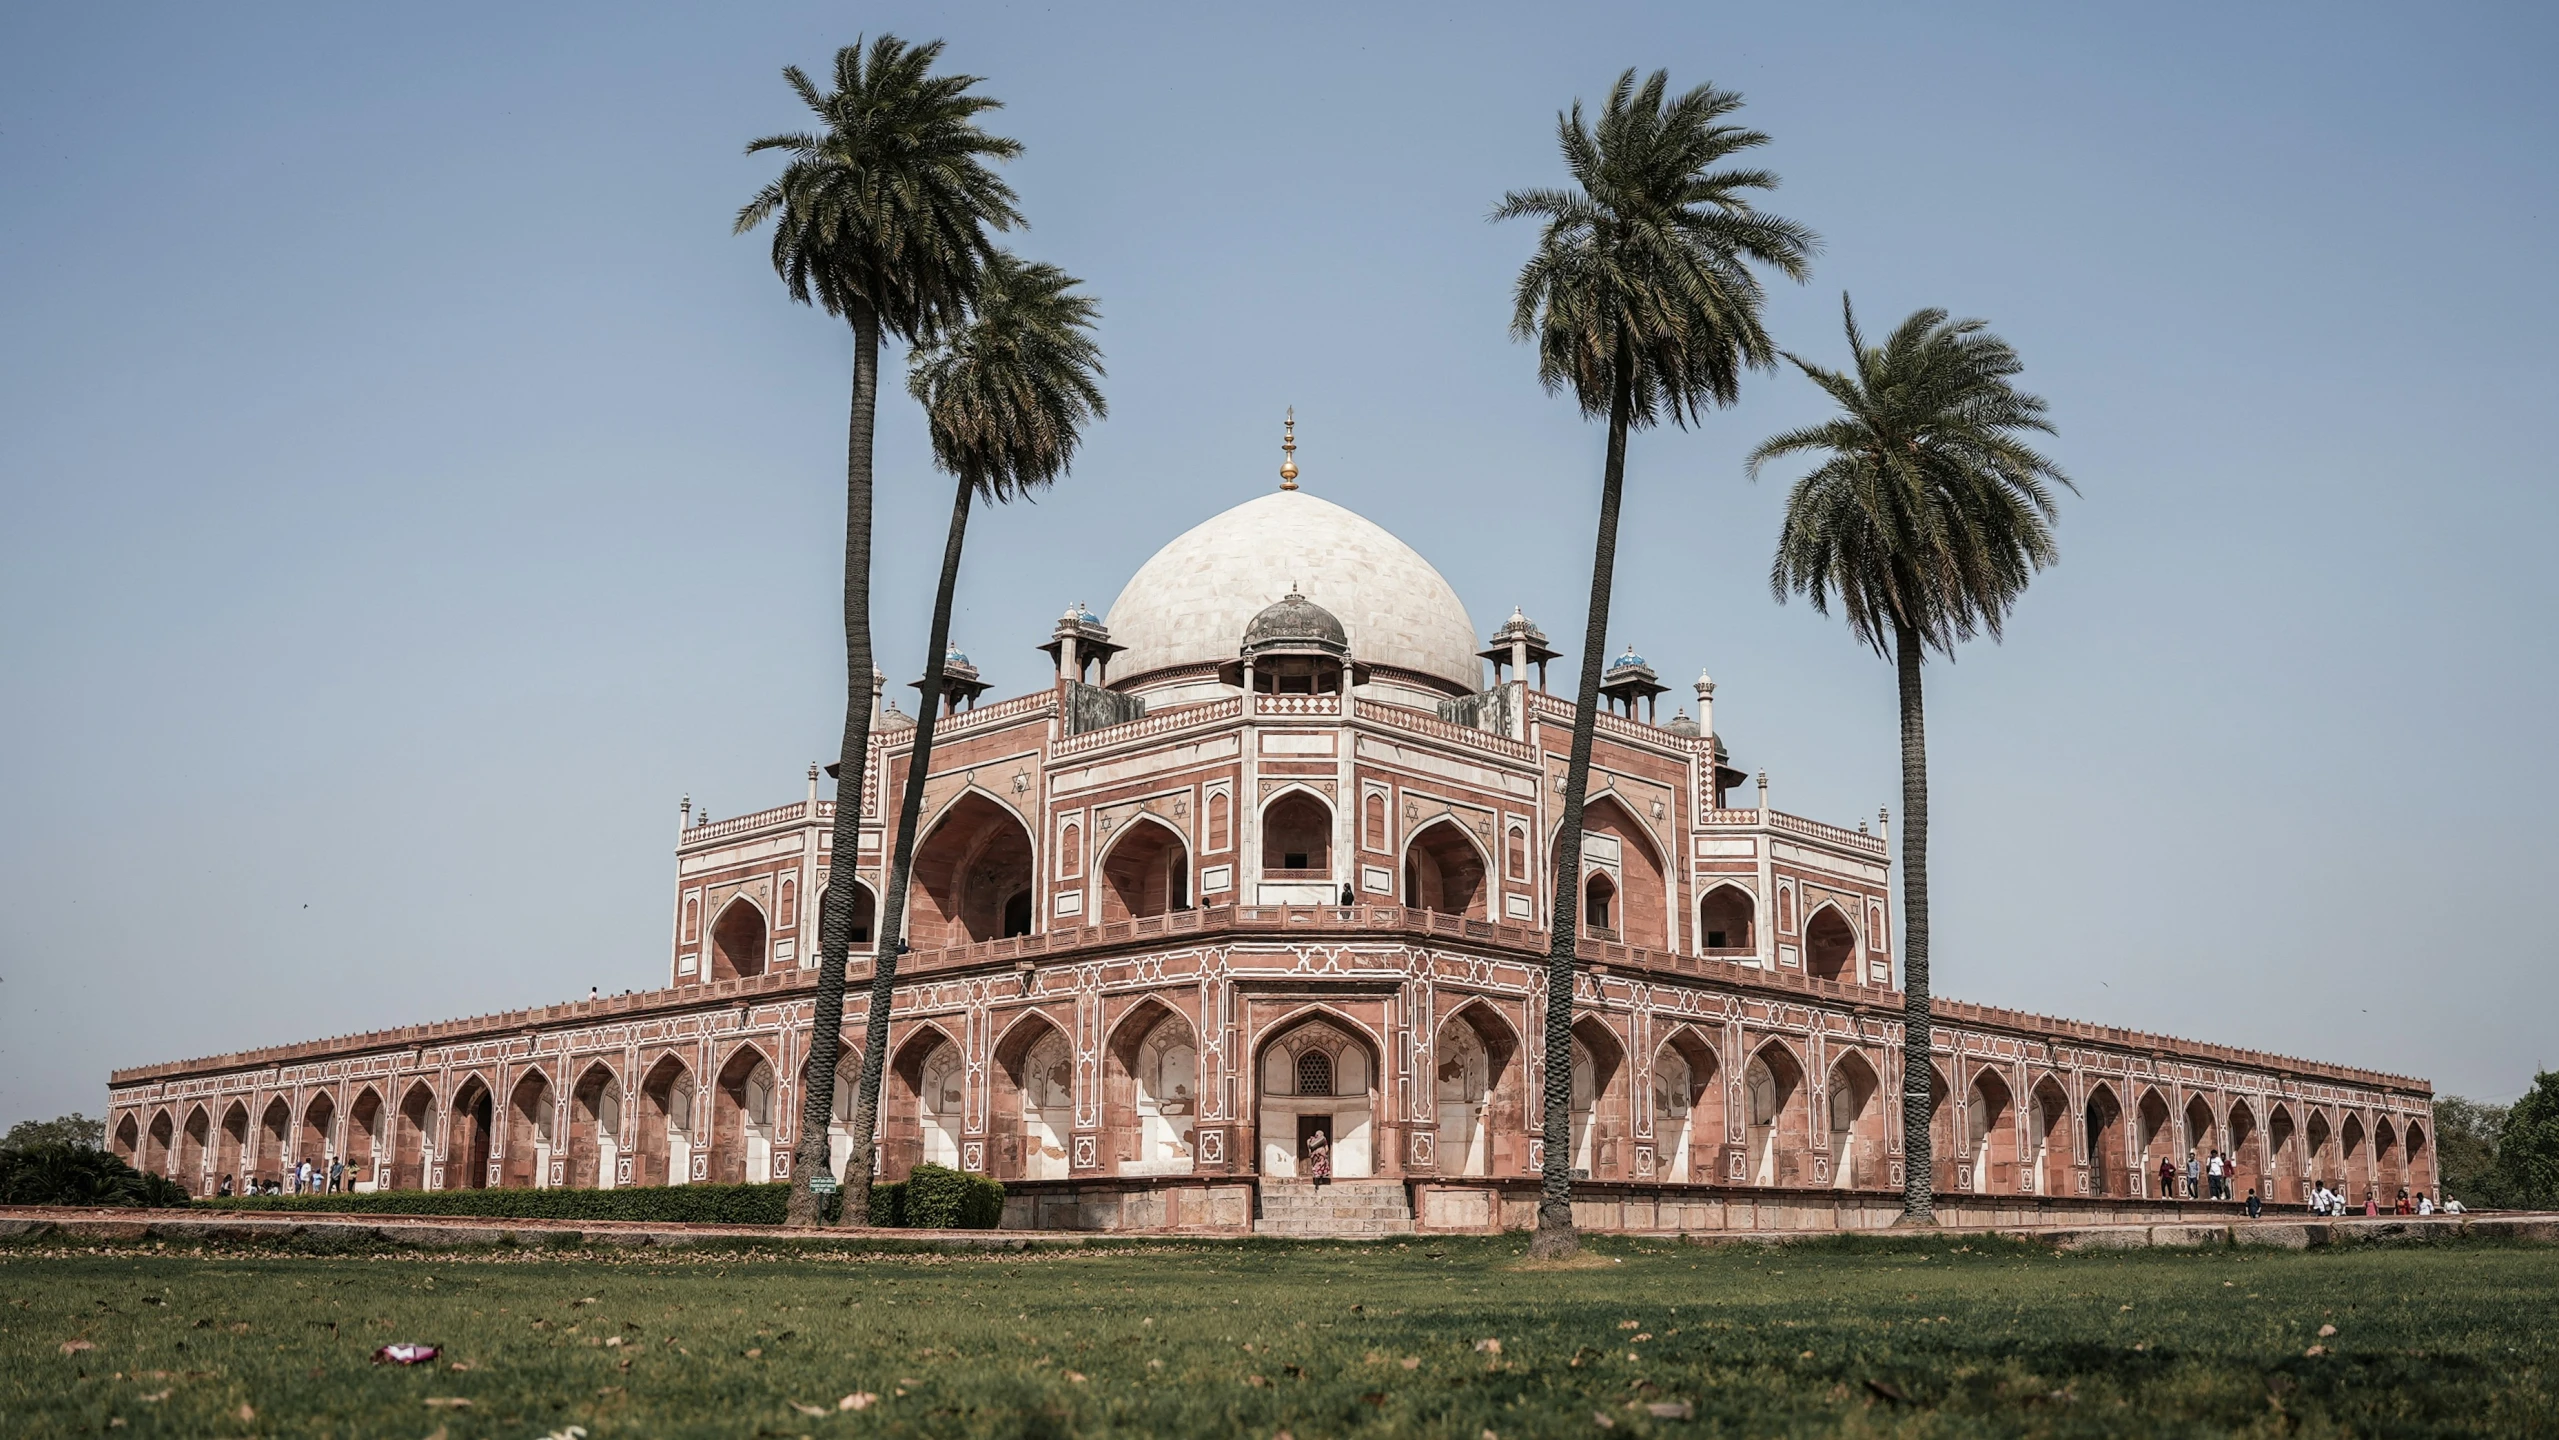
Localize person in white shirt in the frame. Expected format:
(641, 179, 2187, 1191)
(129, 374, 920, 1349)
(2417, 1193, 2435, 1215)
(2444, 1197, 2464, 1214)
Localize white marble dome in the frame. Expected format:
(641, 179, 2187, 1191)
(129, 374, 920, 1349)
(1103, 488, 1482, 695)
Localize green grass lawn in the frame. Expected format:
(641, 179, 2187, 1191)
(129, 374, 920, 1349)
(3, 1233, 2552, 1438)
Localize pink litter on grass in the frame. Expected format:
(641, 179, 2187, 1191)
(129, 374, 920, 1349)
(374, 1344, 441, 1365)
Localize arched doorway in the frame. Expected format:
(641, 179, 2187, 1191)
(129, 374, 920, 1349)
(179, 1107, 211, 1195)
(2267, 1104, 2299, 1203)
(709, 898, 768, 980)
(1743, 1043, 1806, 1186)
(887, 1032, 966, 1177)
(503, 1070, 554, 1188)
(1582, 872, 1618, 937)
(1804, 905, 1857, 984)
(570, 1064, 622, 1189)
(1403, 819, 1488, 918)
(2137, 1088, 2175, 1197)
(144, 1110, 174, 1181)
(112, 1113, 140, 1165)
(1105, 1005, 1198, 1175)
(298, 1091, 336, 1178)
(1568, 1017, 1630, 1179)
(257, 1098, 290, 1188)
(2404, 1120, 2433, 1199)
(2374, 1118, 2403, 1205)
(713, 1048, 779, 1185)
(912, 794, 1037, 946)
(993, 1019, 1075, 1180)
(1967, 1072, 2017, 1191)
(395, 1084, 436, 1191)
(2340, 1114, 2368, 1207)
(817, 882, 877, 950)
(1100, 818, 1191, 921)
(2084, 1084, 2125, 1197)
(448, 1078, 494, 1190)
(1435, 1005, 1521, 1178)
(639, 1056, 696, 1187)
(1827, 1053, 1885, 1189)
(2183, 1095, 2219, 1194)
(2229, 1100, 2261, 1203)
(1257, 1016, 1376, 1179)
(345, 1088, 383, 1190)
(2306, 1110, 2335, 1196)
(1260, 791, 1333, 877)
(1698, 885, 1755, 953)
(2027, 1077, 2072, 1196)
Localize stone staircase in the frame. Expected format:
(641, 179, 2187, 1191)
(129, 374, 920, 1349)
(1253, 1179, 1415, 1238)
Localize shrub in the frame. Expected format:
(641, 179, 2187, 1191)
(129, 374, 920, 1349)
(902, 1164, 1004, 1229)
(0, 1144, 190, 1208)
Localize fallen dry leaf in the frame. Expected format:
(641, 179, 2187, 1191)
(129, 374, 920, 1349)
(1592, 1413, 1616, 1429)
(1865, 1379, 1908, 1405)
(838, 1392, 878, 1411)
(2306, 1345, 2328, 1357)
(1644, 1400, 1695, 1420)
(137, 1391, 171, 1404)
(1400, 1356, 1421, 1371)
(448, 1361, 474, 1371)
(2318, 1324, 2338, 1338)
(743, 1347, 763, 1359)
(423, 1429, 448, 1440)
(1065, 1370, 1088, 1383)
(1619, 1320, 1640, 1330)
(235, 1404, 256, 1422)
(1245, 1373, 1270, 1387)
(790, 1402, 830, 1417)
(59, 1340, 95, 1355)
(1474, 1338, 1502, 1354)
(424, 1397, 474, 1409)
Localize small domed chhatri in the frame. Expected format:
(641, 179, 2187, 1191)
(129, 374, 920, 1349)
(106, 413, 2434, 1237)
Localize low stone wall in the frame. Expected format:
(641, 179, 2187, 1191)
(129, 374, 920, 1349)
(997, 1176, 1257, 1233)
(1413, 1180, 2289, 1235)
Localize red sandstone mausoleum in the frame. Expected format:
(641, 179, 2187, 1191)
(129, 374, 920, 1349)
(107, 454, 2435, 1233)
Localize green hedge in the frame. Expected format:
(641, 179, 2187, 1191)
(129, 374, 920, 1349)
(202, 1170, 1003, 1229)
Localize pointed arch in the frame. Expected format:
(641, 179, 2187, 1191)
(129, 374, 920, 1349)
(1742, 1038, 1807, 1187)
(256, 1097, 290, 1185)
(1825, 1050, 1887, 1189)
(2228, 1098, 2261, 1203)
(708, 894, 769, 981)
(1802, 903, 1858, 984)
(2266, 1102, 2299, 1203)
(2083, 1082, 2126, 1197)
(711, 1043, 780, 1185)
(447, 1074, 494, 1190)
(1551, 793, 1668, 950)
(569, 1060, 624, 1189)
(2026, 1073, 2072, 1196)
(341, 1086, 384, 1189)
(394, 1081, 436, 1191)
(1698, 883, 1755, 953)
(1564, 1014, 1632, 1180)
(991, 1009, 1076, 1180)
(1104, 998, 1198, 1175)
(501, 1065, 556, 1189)
(112, 1111, 140, 1164)
(2136, 1085, 2176, 1197)
(1402, 817, 1491, 918)
(911, 790, 1037, 946)
(639, 1054, 696, 1187)
(297, 1089, 338, 1175)
(885, 1023, 967, 1180)
(1098, 812, 1192, 921)
(817, 879, 877, 950)
(1255, 1006, 1382, 1179)
(1966, 1069, 2018, 1192)
(1651, 1023, 1724, 1184)
(1260, 787, 1333, 874)
(143, 1108, 175, 1179)
(178, 1104, 212, 1194)
(1435, 1001, 1525, 1178)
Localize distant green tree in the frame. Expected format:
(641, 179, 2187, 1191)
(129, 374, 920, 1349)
(2483, 1071, 2559, 1210)
(2430, 1095, 2508, 1206)
(3, 1113, 105, 1151)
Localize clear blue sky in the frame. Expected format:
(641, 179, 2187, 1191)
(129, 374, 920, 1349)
(4, 3, 2553, 1128)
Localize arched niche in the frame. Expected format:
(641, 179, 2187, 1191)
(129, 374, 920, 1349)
(216, 1102, 250, 1191)
(257, 1098, 290, 1185)
(991, 1016, 1075, 1181)
(1434, 1004, 1522, 1178)
(1100, 816, 1191, 922)
(712, 1046, 780, 1185)
(570, 1062, 623, 1190)
(2084, 1083, 2127, 1197)
(2137, 1088, 2177, 1197)
(912, 793, 1036, 946)
(1826, 1051, 1886, 1190)
(144, 1110, 174, 1180)
(503, 1069, 555, 1189)
(1256, 1013, 1377, 1179)
(395, 1084, 437, 1192)
(2267, 1103, 2299, 1203)
(709, 897, 768, 981)
(1698, 884, 1755, 953)
(1552, 795, 1668, 950)
(298, 1090, 337, 1174)
(344, 1087, 384, 1190)
(1105, 1001, 1199, 1175)
(639, 1055, 696, 1188)
(1653, 1026, 1723, 1183)
(2027, 1076, 2072, 1196)
(1261, 791, 1333, 875)
(179, 1105, 211, 1194)
(2229, 1099, 2262, 1202)
(1966, 1070, 2018, 1192)
(448, 1076, 494, 1190)
(1403, 819, 1488, 918)
(1803, 905, 1857, 984)
(886, 1029, 967, 1180)
(1568, 1016, 1630, 1180)
(1742, 1042, 1807, 1187)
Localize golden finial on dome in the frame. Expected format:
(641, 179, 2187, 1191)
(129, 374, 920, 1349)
(1279, 407, 1299, 490)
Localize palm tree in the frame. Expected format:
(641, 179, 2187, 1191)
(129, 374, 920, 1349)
(1752, 297, 2071, 1224)
(849, 253, 1105, 1220)
(734, 34, 1023, 1226)
(1495, 69, 1815, 1257)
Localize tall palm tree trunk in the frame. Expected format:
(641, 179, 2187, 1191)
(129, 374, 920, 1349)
(789, 304, 884, 1226)
(1531, 354, 1635, 1258)
(1892, 616, 1936, 1224)
(836, 470, 976, 1224)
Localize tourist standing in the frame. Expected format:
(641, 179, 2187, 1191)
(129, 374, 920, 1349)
(217, 1173, 233, 1197)
(329, 1157, 345, 1193)
(2207, 1150, 2226, 1200)
(2185, 1151, 2201, 1200)
(1305, 1129, 1332, 1188)
(2158, 1155, 2178, 1199)
(2246, 1187, 2262, 1219)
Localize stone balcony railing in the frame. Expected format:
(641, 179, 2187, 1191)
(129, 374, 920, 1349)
(108, 900, 2431, 1094)
(1251, 693, 1340, 716)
